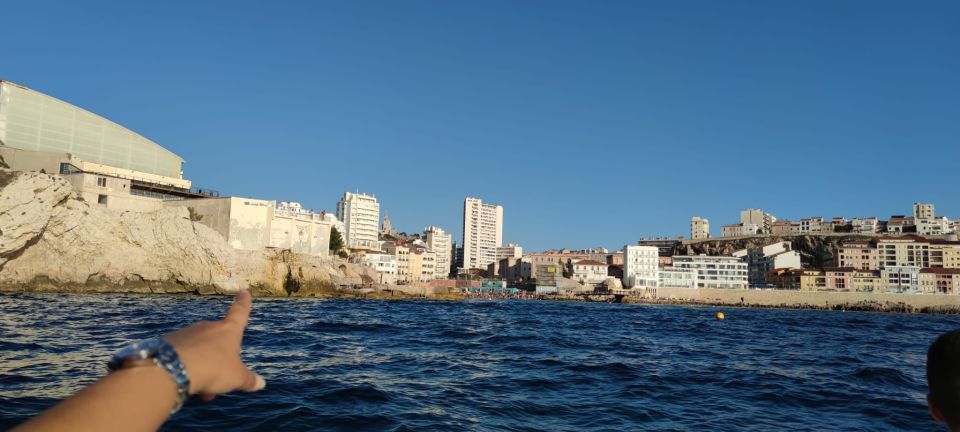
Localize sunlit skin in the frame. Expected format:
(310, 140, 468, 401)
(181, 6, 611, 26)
(13, 291, 265, 432)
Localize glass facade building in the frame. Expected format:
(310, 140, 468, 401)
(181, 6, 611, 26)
(0, 81, 184, 179)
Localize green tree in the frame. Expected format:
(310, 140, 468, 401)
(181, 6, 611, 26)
(329, 227, 345, 256)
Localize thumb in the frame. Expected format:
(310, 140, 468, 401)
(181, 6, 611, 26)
(237, 367, 267, 393)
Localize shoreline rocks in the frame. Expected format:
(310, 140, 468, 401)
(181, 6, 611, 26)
(0, 170, 380, 297)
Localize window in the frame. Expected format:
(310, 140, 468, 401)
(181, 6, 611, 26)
(97, 195, 108, 205)
(96, 177, 107, 187)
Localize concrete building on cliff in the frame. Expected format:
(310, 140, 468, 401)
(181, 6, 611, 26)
(740, 208, 777, 234)
(691, 216, 710, 240)
(0, 80, 214, 212)
(721, 223, 759, 237)
(165, 198, 333, 257)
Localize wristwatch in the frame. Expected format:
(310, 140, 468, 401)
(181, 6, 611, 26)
(107, 338, 191, 414)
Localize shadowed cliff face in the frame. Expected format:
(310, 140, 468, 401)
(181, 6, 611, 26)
(679, 235, 878, 268)
(0, 170, 376, 295)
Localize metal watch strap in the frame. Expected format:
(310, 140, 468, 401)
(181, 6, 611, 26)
(108, 337, 191, 414)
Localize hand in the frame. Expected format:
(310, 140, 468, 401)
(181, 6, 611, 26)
(162, 291, 265, 400)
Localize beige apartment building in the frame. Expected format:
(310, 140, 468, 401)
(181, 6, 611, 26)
(740, 208, 777, 233)
(876, 237, 930, 268)
(424, 226, 453, 279)
(914, 202, 935, 220)
(770, 220, 801, 235)
(919, 268, 960, 294)
(852, 269, 883, 292)
(838, 236, 960, 270)
(691, 216, 710, 240)
(838, 241, 879, 270)
(774, 268, 882, 292)
(496, 243, 524, 260)
(407, 249, 437, 283)
(800, 217, 826, 233)
(944, 246, 960, 269)
(383, 242, 411, 283)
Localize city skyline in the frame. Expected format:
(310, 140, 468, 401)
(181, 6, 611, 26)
(1, 1, 956, 252)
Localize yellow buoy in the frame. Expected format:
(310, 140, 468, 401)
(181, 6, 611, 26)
(715, 312, 725, 320)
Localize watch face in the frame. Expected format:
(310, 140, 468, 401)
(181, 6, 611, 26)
(110, 338, 164, 370)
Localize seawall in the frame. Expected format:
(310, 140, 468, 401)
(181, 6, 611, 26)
(634, 287, 960, 313)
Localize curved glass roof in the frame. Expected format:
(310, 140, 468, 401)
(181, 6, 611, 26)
(0, 81, 184, 179)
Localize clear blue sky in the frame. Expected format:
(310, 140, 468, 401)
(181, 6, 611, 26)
(2, 1, 957, 252)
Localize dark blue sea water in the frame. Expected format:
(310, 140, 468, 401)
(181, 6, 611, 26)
(0, 293, 956, 431)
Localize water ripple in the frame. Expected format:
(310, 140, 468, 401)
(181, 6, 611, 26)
(0, 294, 957, 430)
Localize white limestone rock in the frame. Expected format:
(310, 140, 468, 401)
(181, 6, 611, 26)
(603, 277, 623, 290)
(0, 170, 370, 295)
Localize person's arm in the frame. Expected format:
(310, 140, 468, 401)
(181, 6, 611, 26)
(13, 291, 266, 432)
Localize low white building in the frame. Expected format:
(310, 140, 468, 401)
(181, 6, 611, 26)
(270, 202, 334, 256)
(917, 217, 953, 236)
(623, 245, 659, 288)
(658, 267, 698, 289)
(671, 255, 748, 289)
(363, 253, 397, 284)
(572, 260, 609, 286)
(851, 217, 879, 234)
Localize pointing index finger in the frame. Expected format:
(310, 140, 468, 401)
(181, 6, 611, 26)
(224, 291, 253, 328)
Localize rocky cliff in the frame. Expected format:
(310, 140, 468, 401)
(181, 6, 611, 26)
(0, 170, 377, 295)
(679, 234, 877, 268)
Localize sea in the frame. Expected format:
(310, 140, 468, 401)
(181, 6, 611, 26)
(0, 293, 956, 431)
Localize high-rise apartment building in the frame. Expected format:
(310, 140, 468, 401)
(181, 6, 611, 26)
(336, 192, 380, 250)
(462, 197, 503, 270)
(424, 226, 453, 279)
(691, 216, 710, 240)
